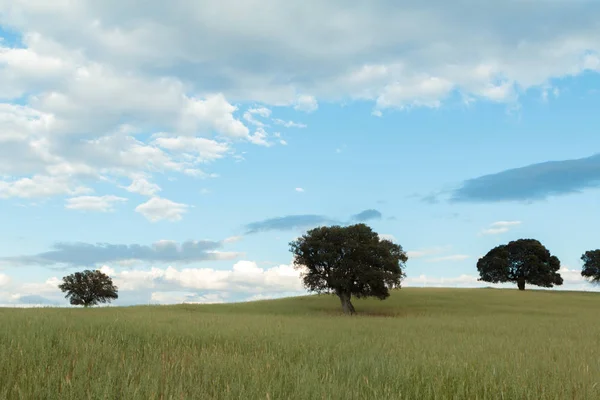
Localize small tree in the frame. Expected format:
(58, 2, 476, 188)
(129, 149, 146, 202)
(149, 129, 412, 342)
(58, 269, 118, 307)
(289, 223, 407, 314)
(581, 249, 600, 283)
(477, 238, 563, 290)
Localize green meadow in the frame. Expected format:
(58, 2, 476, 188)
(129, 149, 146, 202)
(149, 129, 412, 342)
(1, 288, 600, 399)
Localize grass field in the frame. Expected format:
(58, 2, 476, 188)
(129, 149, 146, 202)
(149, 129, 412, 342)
(1, 288, 600, 399)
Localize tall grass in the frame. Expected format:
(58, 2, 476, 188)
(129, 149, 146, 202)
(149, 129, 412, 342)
(1, 288, 600, 399)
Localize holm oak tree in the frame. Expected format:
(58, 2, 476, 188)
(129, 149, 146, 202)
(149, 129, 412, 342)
(289, 223, 407, 314)
(581, 249, 600, 283)
(477, 239, 562, 290)
(58, 269, 118, 307)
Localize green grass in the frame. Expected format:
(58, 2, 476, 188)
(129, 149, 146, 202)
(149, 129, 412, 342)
(2, 288, 600, 399)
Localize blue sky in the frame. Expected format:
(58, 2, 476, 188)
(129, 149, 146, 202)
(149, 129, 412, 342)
(1, 1, 600, 306)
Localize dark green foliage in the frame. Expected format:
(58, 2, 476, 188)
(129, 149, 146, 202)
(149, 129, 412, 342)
(477, 239, 562, 290)
(58, 269, 118, 307)
(289, 223, 407, 314)
(581, 249, 600, 283)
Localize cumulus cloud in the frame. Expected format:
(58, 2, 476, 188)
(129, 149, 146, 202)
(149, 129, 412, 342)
(2, 1, 600, 207)
(425, 254, 470, 263)
(223, 236, 243, 244)
(0, 175, 92, 199)
(480, 220, 522, 235)
(294, 95, 318, 113)
(559, 266, 588, 285)
(153, 136, 230, 162)
(65, 195, 127, 212)
(243, 106, 272, 127)
(3, 1, 600, 111)
(0, 273, 10, 287)
(406, 246, 452, 259)
(273, 119, 307, 128)
(135, 197, 188, 222)
(0, 36, 271, 206)
(1, 239, 241, 267)
(123, 177, 161, 197)
(379, 234, 397, 242)
(99, 260, 305, 294)
(450, 154, 600, 203)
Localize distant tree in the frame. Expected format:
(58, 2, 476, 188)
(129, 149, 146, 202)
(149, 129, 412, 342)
(289, 223, 407, 314)
(581, 249, 600, 283)
(476, 239, 563, 291)
(58, 269, 118, 307)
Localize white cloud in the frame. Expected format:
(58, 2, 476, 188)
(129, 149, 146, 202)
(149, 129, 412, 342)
(247, 107, 272, 118)
(18, 277, 62, 297)
(0, 273, 11, 287)
(153, 136, 230, 162)
(243, 106, 272, 127)
(1, 1, 600, 208)
(559, 266, 587, 285)
(295, 187, 305, 192)
(99, 260, 306, 294)
(124, 177, 161, 197)
(0, 175, 92, 198)
(480, 220, 522, 235)
(425, 254, 470, 263)
(406, 245, 451, 259)
(376, 76, 454, 109)
(247, 127, 271, 146)
(223, 236, 243, 244)
(0, 36, 268, 204)
(2, 1, 600, 110)
(273, 118, 307, 128)
(65, 195, 127, 212)
(379, 233, 396, 242)
(294, 95, 318, 113)
(135, 197, 189, 222)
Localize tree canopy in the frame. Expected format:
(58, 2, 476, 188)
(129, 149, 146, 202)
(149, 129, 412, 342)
(581, 249, 600, 283)
(476, 239, 562, 290)
(289, 223, 407, 314)
(58, 269, 118, 307)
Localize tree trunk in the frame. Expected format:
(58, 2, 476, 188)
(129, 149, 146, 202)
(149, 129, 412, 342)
(517, 277, 526, 291)
(337, 291, 356, 315)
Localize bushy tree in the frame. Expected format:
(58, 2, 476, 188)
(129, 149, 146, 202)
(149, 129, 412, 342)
(581, 249, 600, 283)
(289, 223, 407, 314)
(58, 269, 118, 307)
(477, 239, 562, 290)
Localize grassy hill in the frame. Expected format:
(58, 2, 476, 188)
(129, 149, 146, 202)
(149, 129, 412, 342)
(2, 288, 600, 399)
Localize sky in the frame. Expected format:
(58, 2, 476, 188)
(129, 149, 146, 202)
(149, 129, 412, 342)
(1, 0, 600, 307)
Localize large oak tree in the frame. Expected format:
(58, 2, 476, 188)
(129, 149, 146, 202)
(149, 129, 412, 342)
(477, 239, 562, 290)
(289, 223, 407, 314)
(58, 269, 118, 307)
